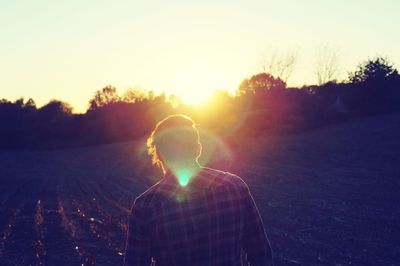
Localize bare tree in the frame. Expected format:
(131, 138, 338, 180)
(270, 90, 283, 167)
(262, 49, 298, 83)
(123, 86, 148, 103)
(88, 85, 120, 110)
(315, 46, 340, 85)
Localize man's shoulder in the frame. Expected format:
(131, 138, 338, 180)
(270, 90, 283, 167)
(202, 167, 249, 191)
(132, 179, 165, 208)
(133, 168, 250, 206)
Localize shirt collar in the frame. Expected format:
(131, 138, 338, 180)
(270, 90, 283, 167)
(161, 167, 221, 196)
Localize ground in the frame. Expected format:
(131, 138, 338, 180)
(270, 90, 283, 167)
(0, 113, 399, 265)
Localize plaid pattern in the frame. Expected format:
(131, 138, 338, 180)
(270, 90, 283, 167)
(124, 167, 273, 266)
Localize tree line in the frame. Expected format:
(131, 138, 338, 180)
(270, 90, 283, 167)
(0, 56, 399, 150)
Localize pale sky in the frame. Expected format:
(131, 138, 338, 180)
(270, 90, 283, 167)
(1, 0, 399, 113)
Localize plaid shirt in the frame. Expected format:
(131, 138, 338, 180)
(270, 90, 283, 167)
(124, 167, 273, 266)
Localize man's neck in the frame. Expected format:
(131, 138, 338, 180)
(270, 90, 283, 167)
(166, 161, 202, 187)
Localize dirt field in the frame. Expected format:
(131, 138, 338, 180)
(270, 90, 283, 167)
(1, 113, 399, 265)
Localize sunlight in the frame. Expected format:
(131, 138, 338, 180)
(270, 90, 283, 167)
(179, 89, 214, 106)
(163, 59, 232, 106)
(167, 75, 217, 106)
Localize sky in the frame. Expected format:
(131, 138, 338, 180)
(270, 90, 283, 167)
(1, 0, 399, 113)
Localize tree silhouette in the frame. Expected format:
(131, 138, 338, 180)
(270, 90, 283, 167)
(39, 100, 73, 116)
(88, 85, 120, 110)
(346, 57, 400, 114)
(315, 46, 340, 85)
(238, 73, 286, 95)
(0, 54, 399, 150)
(349, 57, 398, 84)
(122, 87, 150, 103)
(262, 50, 298, 83)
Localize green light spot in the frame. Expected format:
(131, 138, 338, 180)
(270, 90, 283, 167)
(175, 168, 193, 187)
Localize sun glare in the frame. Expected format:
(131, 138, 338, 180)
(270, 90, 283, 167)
(167, 73, 218, 106)
(179, 89, 214, 106)
(163, 60, 232, 106)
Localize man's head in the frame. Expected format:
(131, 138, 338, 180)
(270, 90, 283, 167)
(147, 114, 202, 174)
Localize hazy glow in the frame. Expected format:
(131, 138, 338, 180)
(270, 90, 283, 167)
(136, 127, 234, 186)
(180, 92, 213, 106)
(164, 62, 222, 105)
(161, 57, 237, 105)
(174, 168, 193, 187)
(0, 1, 399, 112)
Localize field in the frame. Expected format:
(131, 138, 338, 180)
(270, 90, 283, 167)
(0, 113, 399, 265)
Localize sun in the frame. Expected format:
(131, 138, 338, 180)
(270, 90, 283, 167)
(178, 89, 214, 106)
(167, 74, 218, 106)
(162, 58, 234, 106)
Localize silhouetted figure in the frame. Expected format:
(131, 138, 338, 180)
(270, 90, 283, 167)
(124, 114, 273, 266)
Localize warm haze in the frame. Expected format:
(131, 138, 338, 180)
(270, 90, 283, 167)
(1, 2, 400, 265)
(1, 0, 399, 112)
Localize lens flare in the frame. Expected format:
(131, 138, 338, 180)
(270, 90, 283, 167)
(197, 129, 234, 169)
(137, 122, 235, 184)
(174, 168, 194, 187)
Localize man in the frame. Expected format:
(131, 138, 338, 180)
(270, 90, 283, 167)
(124, 114, 273, 266)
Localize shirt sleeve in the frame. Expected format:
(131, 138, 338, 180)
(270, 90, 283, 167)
(124, 198, 153, 266)
(241, 186, 274, 266)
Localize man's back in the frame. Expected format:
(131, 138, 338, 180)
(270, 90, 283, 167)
(124, 167, 273, 266)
